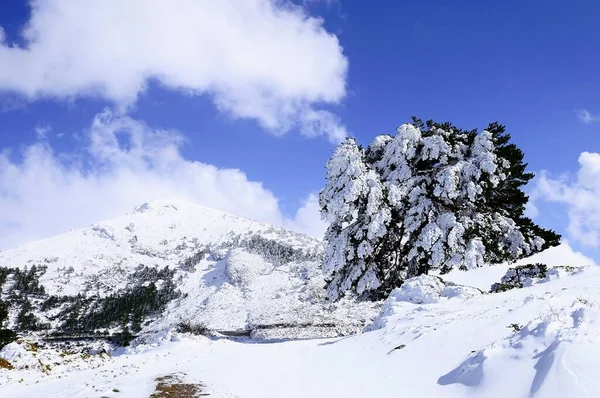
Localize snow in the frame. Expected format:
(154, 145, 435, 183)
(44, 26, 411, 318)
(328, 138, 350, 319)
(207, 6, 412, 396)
(0, 199, 289, 297)
(441, 241, 595, 291)
(0, 198, 378, 338)
(2, 260, 600, 397)
(2, 200, 599, 397)
(0, 342, 38, 369)
(224, 249, 272, 288)
(384, 275, 482, 305)
(320, 121, 557, 299)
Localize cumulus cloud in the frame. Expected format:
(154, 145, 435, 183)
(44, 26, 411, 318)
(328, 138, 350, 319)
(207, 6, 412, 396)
(0, 110, 326, 250)
(576, 109, 600, 125)
(533, 152, 600, 247)
(0, 0, 348, 142)
(285, 194, 327, 239)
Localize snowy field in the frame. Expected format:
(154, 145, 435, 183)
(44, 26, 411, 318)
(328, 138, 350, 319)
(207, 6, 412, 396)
(2, 243, 599, 398)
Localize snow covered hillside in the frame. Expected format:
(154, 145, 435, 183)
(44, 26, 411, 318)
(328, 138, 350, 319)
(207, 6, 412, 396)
(1, 242, 598, 397)
(1, 199, 599, 397)
(0, 199, 378, 340)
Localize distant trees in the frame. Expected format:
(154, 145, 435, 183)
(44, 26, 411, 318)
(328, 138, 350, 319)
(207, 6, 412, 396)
(55, 267, 180, 334)
(12, 266, 46, 296)
(111, 325, 135, 347)
(15, 299, 42, 331)
(0, 263, 180, 340)
(0, 300, 16, 349)
(320, 118, 560, 300)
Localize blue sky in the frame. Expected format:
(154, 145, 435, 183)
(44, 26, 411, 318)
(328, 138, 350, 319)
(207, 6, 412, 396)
(1, 0, 600, 261)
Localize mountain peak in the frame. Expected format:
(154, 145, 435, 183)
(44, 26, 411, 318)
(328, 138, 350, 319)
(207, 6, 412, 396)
(130, 198, 212, 215)
(132, 200, 180, 214)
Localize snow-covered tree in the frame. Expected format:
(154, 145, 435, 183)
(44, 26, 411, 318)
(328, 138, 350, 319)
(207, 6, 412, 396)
(319, 139, 392, 299)
(320, 118, 560, 300)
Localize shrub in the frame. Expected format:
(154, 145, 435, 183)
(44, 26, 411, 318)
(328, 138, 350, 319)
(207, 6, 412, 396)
(0, 329, 17, 350)
(0, 358, 14, 370)
(111, 326, 135, 347)
(490, 263, 548, 293)
(176, 322, 210, 336)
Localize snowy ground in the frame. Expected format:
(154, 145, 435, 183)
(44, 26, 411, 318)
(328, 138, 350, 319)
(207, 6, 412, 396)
(2, 244, 599, 398)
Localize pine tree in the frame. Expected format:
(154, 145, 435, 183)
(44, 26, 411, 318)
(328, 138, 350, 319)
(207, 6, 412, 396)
(0, 300, 17, 348)
(320, 118, 560, 300)
(320, 138, 392, 299)
(112, 325, 134, 347)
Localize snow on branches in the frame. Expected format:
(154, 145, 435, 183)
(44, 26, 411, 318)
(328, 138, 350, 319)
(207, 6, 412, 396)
(320, 118, 560, 300)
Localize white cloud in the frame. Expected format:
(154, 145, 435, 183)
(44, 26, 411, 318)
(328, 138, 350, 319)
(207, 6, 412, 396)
(0, 0, 348, 142)
(34, 124, 51, 140)
(524, 200, 539, 219)
(0, 110, 326, 250)
(285, 194, 327, 239)
(0, 96, 26, 113)
(533, 152, 600, 247)
(576, 109, 600, 125)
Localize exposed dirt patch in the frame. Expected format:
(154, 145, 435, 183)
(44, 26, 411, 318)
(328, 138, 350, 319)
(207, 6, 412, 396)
(0, 358, 14, 370)
(150, 374, 209, 397)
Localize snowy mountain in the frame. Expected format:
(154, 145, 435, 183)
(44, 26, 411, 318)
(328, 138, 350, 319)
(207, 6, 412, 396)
(1, 241, 598, 397)
(1, 199, 599, 397)
(0, 199, 378, 341)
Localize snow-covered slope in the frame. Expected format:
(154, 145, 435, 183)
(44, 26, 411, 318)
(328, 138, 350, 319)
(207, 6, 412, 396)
(0, 199, 378, 338)
(439, 241, 595, 290)
(2, 252, 599, 397)
(2, 199, 600, 397)
(1, 198, 318, 297)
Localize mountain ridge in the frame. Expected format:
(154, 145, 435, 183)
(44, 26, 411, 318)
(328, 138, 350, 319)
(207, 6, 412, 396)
(0, 198, 378, 341)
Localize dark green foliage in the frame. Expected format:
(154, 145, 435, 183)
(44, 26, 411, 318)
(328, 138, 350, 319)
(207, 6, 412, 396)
(0, 264, 181, 338)
(489, 282, 517, 293)
(41, 295, 75, 312)
(0, 265, 50, 338)
(0, 299, 17, 349)
(0, 269, 17, 348)
(52, 294, 93, 332)
(320, 117, 561, 300)
(130, 265, 175, 283)
(131, 313, 143, 333)
(0, 267, 12, 287)
(409, 119, 560, 269)
(15, 299, 43, 331)
(0, 329, 17, 349)
(180, 248, 210, 271)
(111, 326, 135, 347)
(239, 235, 320, 265)
(474, 123, 560, 264)
(183, 235, 319, 274)
(53, 267, 180, 334)
(78, 281, 179, 331)
(11, 265, 47, 296)
(387, 344, 407, 354)
(0, 266, 38, 303)
(176, 321, 210, 336)
(0, 300, 8, 324)
(490, 263, 548, 293)
(507, 323, 523, 333)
